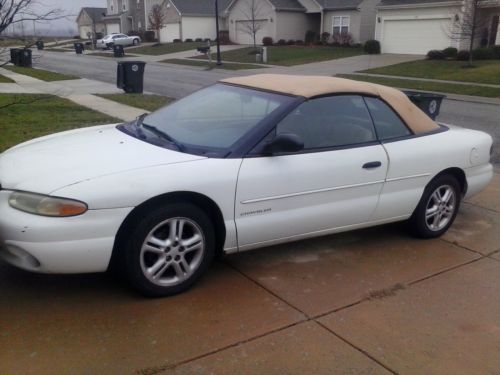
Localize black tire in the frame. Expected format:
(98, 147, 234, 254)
(133, 38, 140, 46)
(123, 203, 215, 297)
(107, 42, 114, 49)
(408, 174, 461, 238)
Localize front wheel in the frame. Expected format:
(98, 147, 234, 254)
(123, 203, 215, 297)
(408, 174, 461, 238)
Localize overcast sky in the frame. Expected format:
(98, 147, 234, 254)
(9, 0, 107, 35)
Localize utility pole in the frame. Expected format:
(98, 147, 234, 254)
(215, 0, 222, 65)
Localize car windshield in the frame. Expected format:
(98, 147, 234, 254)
(141, 84, 293, 153)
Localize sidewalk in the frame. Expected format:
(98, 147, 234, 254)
(0, 66, 145, 121)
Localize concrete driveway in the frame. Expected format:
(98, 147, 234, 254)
(1, 174, 498, 374)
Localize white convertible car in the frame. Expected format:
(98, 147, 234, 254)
(0, 75, 493, 296)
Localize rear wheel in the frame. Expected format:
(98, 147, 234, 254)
(409, 174, 461, 238)
(123, 203, 215, 297)
(133, 38, 140, 46)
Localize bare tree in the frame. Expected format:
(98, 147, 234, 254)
(0, 0, 65, 66)
(448, 0, 490, 66)
(148, 4, 167, 44)
(238, 0, 267, 50)
(0, 0, 64, 35)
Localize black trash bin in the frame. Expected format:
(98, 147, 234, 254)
(36, 41, 44, 50)
(117, 61, 146, 93)
(74, 42, 84, 54)
(404, 91, 445, 120)
(10, 48, 21, 66)
(113, 44, 125, 58)
(19, 49, 32, 68)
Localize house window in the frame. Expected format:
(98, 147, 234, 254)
(137, 0, 141, 9)
(110, 0, 115, 12)
(122, 0, 127, 11)
(332, 16, 349, 35)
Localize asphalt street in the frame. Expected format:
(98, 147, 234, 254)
(35, 51, 500, 165)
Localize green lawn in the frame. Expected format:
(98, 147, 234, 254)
(96, 93, 174, 112)
(338, 74, 500, 98)
(0, 94, 119, 152)
(362, 60, 500, 85)
(0, 74, 14, 83)
(194, 46, 365, 66)
(161, 58, 264, 70)
(46, 48, 72, 52)
(131, 42, 206, 56)
(4, 66, 78, 81)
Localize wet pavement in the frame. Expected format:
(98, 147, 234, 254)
(0, 174, 499, 374)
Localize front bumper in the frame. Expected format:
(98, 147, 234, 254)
(0, 190, 133, 273)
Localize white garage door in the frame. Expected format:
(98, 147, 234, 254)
(235, 20, 270, 45)
(159, 23, 180, 43)
(382, 18, 452, 54)
(106, 23, 120, 35)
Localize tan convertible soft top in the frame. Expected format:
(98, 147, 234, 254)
(220, 74, 439, 134)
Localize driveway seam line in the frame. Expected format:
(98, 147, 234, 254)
(407, 257, 483, 286)
(315, 320, 399, 374)
(224, 260, 309, 317)
(462, 201, 500, 214)
(439, 237, 485, 256)
(136, 320, 307, 375)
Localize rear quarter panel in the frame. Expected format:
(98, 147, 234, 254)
(371, 126, 493, 220)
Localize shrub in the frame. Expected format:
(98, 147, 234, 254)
(491, 45, 500, 59)
(427, 49, 446, 60)
(364, 39, 380, 54)
(295, 40, 304, 45)
(195, 38, 203, 42)
(204, 38, 211, 42)
(73, 35, 81, 40)
(262, 36, 273, 46)
(173, 38, 181, 43)
(285, 39, 294, 45)
(472, 47, 495, 60)
(184, 38, 193, 42)
(276, 39, 286, 46)
(95, 32, 104, 40)
(456, 50, 470, 61)
(305, 30, 317, 44)
(320, 32, 330, 45)
(332, 32, 353, 47)
(442, 47, 457, 59)
(144, 30, 155, 42)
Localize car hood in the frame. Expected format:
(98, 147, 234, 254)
(0, 124, 205, 194)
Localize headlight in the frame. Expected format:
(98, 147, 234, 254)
(9, 192, 88, 217)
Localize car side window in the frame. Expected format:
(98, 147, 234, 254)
(275, 95, 376, 150)
(364, 97, 411, 140)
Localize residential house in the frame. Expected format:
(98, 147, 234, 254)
(76, 7, 107, 39)
(102, 0, 147, 34)
(226, 0, 378, 45)
(145, 0, 232, 42)
(375, 0, 500, 54)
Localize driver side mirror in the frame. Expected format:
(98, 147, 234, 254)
(262, 133, 304, 155)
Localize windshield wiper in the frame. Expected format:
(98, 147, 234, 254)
(142, 123, 185, 151)
(134, 113, 148, 139)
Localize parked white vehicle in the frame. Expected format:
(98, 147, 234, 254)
(96, 33, 141, 49)
(0, 75, 493, 297)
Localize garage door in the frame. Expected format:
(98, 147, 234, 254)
(235, 20, 270, 45)
(159, 23, 180, 43)
(381, 18, 452, 54)
(106, 23, 120, 35)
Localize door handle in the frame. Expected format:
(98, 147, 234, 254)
(362, 161, 382, 169)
